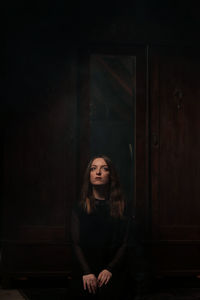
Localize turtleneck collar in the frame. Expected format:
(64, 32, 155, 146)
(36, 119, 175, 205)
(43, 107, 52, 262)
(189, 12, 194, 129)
(95, 198, 108, 206)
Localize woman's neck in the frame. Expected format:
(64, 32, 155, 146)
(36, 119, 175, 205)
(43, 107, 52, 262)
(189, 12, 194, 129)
(92, 185, 108, 200)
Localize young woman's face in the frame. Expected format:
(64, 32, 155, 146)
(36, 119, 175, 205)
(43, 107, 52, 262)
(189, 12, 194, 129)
(90, 158, 110, 186)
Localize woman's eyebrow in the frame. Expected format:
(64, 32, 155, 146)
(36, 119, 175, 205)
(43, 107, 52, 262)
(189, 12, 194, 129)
(91, 164, 108, 167)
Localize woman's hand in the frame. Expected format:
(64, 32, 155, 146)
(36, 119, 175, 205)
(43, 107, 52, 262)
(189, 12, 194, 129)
(97, 269, 112, 287)
(82, 274, 97, 294)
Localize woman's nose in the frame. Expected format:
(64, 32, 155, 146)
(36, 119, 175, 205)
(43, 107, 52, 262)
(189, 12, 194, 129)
(96, 168, 101, 174)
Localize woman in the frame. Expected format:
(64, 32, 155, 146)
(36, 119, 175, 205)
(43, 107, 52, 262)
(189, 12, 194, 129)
(70, 155, 130, 299)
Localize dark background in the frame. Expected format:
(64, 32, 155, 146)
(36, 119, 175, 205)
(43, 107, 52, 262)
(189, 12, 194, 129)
(2, 0, 200, 289)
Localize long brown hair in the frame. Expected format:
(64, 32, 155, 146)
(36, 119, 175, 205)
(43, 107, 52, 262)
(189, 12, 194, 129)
(80, 155, 125, 218)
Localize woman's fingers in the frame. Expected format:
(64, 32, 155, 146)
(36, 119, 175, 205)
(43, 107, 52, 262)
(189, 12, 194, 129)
(91, 281, 96, 294)
(86, 281, 92, 294)
(83, 271, 111, 292)
(82, 274, 97, 294)
(97, 273, 102, 286)
(83, 279, 86, 290)
(98, 274, 106, 287)
(105, 276, 110, 285)
(98, 277, 103, 287)
(98, 270, 112, 287)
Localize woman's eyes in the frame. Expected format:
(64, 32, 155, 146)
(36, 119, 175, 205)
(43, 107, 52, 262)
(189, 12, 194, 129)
(102, 167, 109, 171)
(90, 167, 96, 171)
(90, 166, 109, 171)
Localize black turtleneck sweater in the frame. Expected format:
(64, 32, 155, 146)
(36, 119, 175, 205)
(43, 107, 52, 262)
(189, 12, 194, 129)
(71, 199, 130, 276)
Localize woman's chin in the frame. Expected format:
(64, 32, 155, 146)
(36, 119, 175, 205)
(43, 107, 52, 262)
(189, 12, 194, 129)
(92, 182, 106, 186)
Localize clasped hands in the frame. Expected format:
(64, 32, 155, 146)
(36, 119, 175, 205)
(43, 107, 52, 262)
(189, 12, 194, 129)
(83, 269, 112, 294)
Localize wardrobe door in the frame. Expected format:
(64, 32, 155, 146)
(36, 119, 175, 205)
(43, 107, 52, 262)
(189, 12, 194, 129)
(150, 46, 200, 275)
(78, 46, 148, 227)
(2, 46, 77, 283)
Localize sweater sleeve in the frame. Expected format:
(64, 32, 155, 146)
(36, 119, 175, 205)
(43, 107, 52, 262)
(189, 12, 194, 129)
(71, 209, 92, 275)
(106, 217, 130, 273)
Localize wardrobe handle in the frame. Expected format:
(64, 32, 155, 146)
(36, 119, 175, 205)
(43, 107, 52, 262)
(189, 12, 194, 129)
(152, 133, 159, 147)
(129, 143, 133, 160)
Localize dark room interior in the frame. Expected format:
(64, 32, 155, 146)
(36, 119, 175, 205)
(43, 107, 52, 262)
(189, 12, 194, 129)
(2, 1, 200, 299)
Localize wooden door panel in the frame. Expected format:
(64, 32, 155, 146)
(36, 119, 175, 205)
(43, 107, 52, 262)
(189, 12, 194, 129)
(2, 52, 77, 280)
(152, 243, 200, 275)
(150, 46, 200, 274)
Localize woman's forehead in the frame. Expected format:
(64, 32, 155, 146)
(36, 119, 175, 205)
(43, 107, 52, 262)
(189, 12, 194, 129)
(91, 158, 107, 166)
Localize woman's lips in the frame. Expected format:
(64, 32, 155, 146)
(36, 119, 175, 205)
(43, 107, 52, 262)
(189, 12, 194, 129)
(95, 177, 102, 180)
